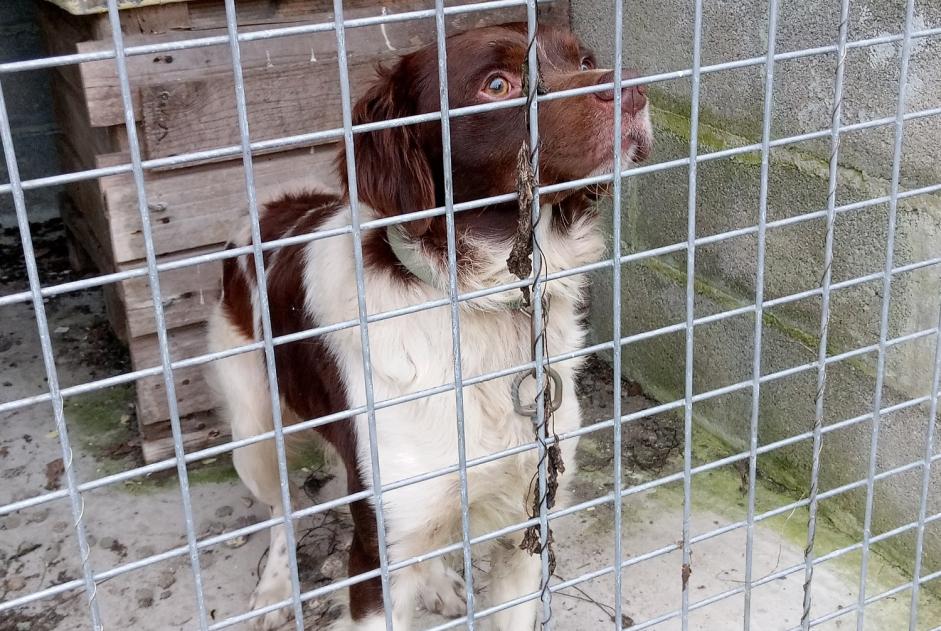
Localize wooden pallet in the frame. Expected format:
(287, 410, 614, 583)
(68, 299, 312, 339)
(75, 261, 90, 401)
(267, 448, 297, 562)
(39, 0, 571, 462)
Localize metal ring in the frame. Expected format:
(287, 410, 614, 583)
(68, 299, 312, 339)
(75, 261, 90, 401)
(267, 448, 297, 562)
(511, 367, 564, 418)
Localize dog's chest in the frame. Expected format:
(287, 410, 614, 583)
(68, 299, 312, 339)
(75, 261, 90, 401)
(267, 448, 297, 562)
(303, 218, 592, 529)
(342, 297, 584, 531)
(318, 278, 582, 487)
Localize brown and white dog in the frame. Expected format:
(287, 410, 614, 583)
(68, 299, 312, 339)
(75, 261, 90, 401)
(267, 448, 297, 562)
(207, 22, 651, 631)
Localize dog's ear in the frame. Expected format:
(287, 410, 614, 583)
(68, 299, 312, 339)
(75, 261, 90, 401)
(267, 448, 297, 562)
(336, 64, 435, 237)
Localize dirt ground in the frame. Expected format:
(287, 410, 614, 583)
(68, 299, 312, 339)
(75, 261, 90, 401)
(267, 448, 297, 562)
(2, 220, 937, 630)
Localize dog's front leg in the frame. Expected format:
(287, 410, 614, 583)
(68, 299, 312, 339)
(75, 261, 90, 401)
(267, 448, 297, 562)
(484, 541, 541, 631)
(348, 565, 422, 631)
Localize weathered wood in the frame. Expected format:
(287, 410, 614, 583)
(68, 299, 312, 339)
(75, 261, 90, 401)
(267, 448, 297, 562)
(117, 247, 222, 338)
(76, 0, 569, 129)
(185, 0, 344, 29)
(131, 323, 213, 425)
(60, 204, 130, 343)
(117, 3, 192, 35)
(41, 0, 189, 17)
(57, 143, 115, 273)
(96, 143, 337, 262)
(140, 411, 227, 463)
(140, 59, 349, 163)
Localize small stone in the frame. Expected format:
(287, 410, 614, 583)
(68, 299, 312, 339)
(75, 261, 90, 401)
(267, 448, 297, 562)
(207, 521, 225, 536)
(135, 587, 154, 608)
(138, 545, 156, 558)
(26, 508, 50, 524)
(224, 535, 248, 549)
(160, 590, 172, 600)
(99, 537, 115, 550)
(241, 496, 254, 509)
(5, 576, 26, 591)
(214, 505, 233, 518)
(54, 326, 69, 334)
(52, 520, 69, 533)
(157, 570, 176, 590)
(4, 515, 21, 529)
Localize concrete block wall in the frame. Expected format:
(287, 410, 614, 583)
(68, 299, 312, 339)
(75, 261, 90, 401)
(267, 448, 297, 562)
(0, 0, 63, 225)
(572, 0, 941, 575)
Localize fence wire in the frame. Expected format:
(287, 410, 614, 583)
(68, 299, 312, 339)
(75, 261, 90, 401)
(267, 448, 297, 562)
(1, 0, 939, 630)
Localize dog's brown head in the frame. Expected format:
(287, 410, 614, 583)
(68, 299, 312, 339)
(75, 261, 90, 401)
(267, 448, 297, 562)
(337, 22, 652, 241)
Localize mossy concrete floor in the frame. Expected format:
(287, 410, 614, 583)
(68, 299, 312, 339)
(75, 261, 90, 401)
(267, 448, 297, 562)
(2, 223, 938, 629)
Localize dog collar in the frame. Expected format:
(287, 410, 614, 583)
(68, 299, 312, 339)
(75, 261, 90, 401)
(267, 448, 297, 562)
(386, 225, 442, 290)
(385, 225, 525, 311)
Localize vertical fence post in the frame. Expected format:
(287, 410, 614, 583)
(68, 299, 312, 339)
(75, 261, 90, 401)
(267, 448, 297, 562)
(521, 0, 554, 627)
(0, 77, 103, 631)
(743, 0, 780, 627)
(431, 1, 478, 627)
(857, 2, 917, 628)
(680, 2, 705, 628)
(610, 0, 626, 628)
(908, 301, 941, 629)
(330, 1, 395, 628)
(102, 1, 209, 626)
(219, 0, 307, 627)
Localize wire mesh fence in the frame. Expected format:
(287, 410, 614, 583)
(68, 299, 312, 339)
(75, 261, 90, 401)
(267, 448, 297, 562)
(1, 0, 940, 630)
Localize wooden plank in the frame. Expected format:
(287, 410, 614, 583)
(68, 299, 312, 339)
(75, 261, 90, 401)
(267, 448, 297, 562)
(76, 0, 570, 128)
(49, 67, 122, 171)
(185, 0, 340, 29)
(41, 0, 190, 17)
(139, 59, 348, 163)
(60, 208, 130, 343)
(117, 247, 223, 338)
(98, 143, 338, 262)
(131, 323, 213, 425)
(116, 3, 192, 36)
(56, 139, 116, 268)
(140, 411, 227, 463)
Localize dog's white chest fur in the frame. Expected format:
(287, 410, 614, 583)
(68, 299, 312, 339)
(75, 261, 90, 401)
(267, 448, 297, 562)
(303, 206, 600, 545)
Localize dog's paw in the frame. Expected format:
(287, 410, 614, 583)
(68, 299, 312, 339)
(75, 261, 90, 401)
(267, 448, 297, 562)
(421, 566, 467, 618)
(249, 574, 294, 630)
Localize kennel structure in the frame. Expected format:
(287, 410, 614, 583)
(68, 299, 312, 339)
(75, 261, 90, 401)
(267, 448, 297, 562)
(1, 0, 940, 630)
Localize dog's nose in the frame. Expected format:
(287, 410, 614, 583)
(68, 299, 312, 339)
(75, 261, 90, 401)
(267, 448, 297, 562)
(594, 69, 647, 115)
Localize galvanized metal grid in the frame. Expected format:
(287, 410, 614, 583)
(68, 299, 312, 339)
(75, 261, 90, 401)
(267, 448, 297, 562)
(0, 0, 939, 629)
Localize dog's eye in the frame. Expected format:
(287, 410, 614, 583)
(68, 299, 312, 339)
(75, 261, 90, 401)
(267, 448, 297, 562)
(483, 75, 511, 97)
(580, 57, 595, 71)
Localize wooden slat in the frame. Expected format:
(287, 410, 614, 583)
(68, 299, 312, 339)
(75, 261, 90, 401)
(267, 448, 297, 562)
(140, 411, 227, 463)
(76, 0, 570, 129)
(57, 142, 116, 273)
(41, 0, 189, 17)
(117, 247, 223, 338)
(131, 323, 212, 425)
(97, 143, 338, 262)
(185, 0, 344, 29)
(116, 3, 191, 35)
(139, 59, 347, 164)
